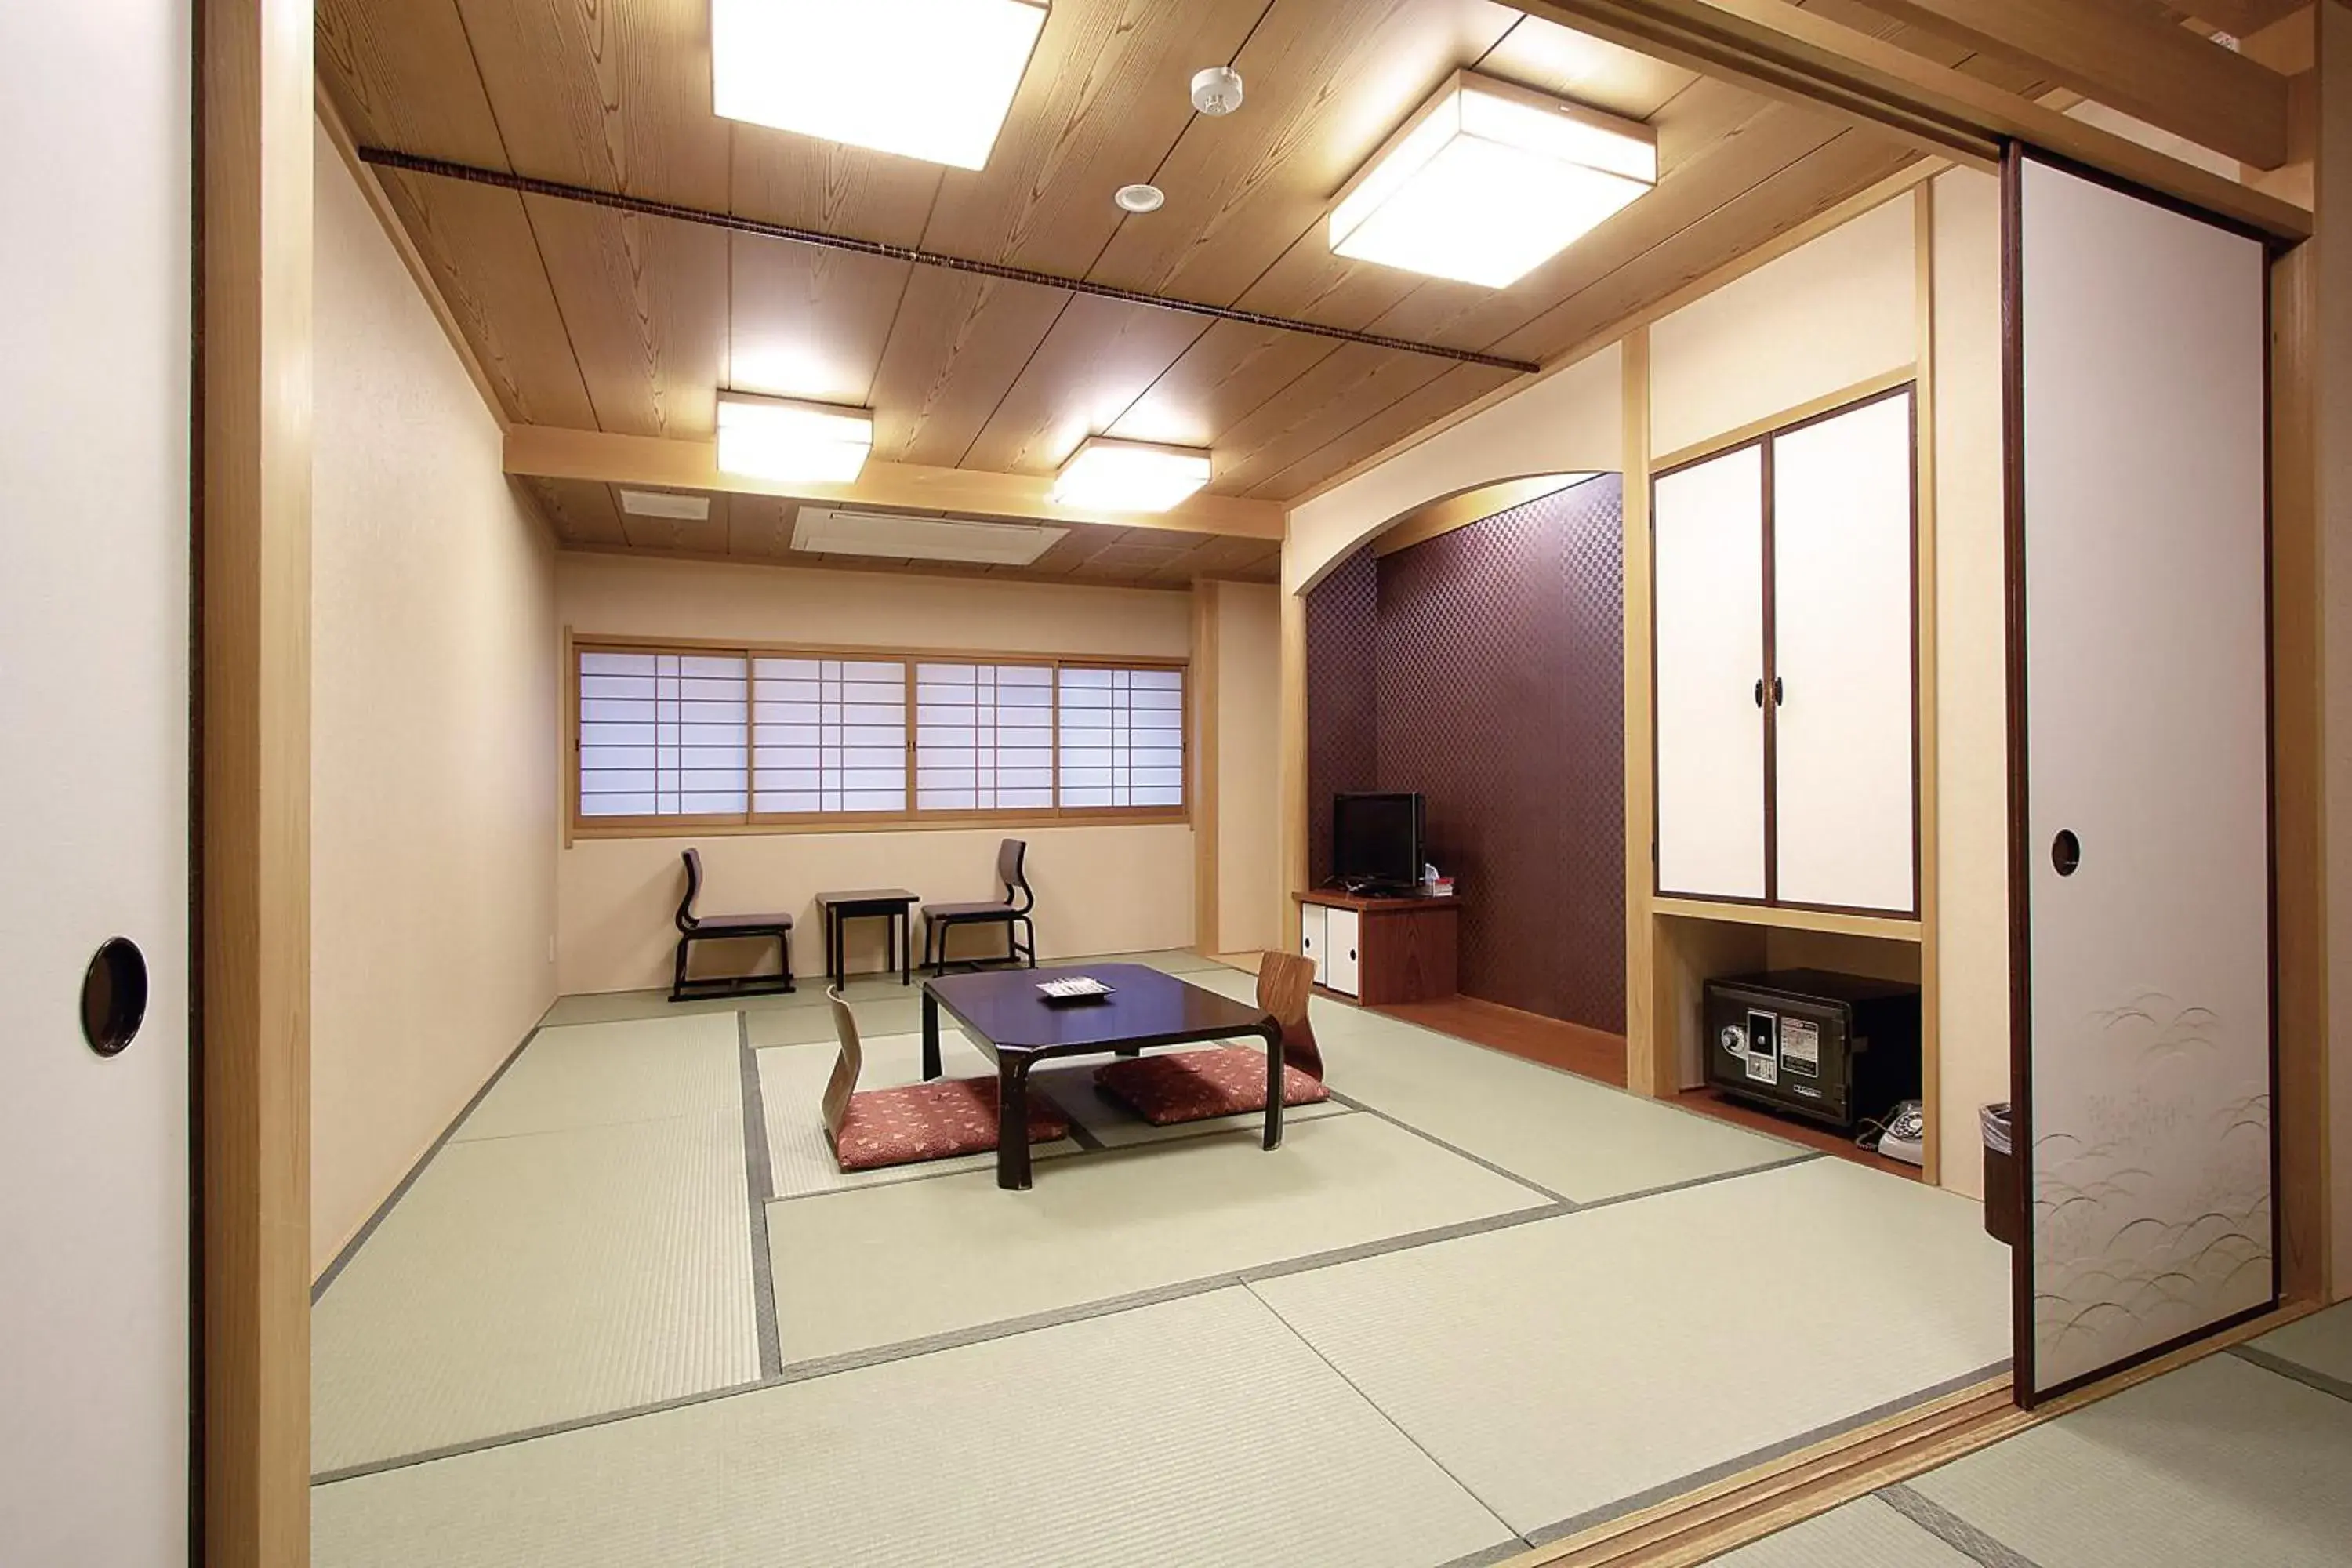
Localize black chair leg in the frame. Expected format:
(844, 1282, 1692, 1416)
(671, 935, 691, 1002)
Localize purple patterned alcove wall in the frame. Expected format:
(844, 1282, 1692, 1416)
(1305, 475, 1625, 1033)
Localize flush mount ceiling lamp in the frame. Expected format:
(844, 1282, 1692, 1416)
(1329, 71, 1657, 289)
(1051, 437, 1213, 514)
(715, 393, 875, 485)
(710, 0, 1047, 170)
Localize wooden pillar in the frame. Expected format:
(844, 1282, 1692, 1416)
(1621, 328, 1670, 1096)
(1277, 574, 1308, 953)
(1192, 579, 1222, 955)
(200, 0, 313, 1561)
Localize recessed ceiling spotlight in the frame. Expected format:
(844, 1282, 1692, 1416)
(1329, 71, 1657, 289)
(1115, 183, 1165, 213)
(1190, 65, 1244, 117)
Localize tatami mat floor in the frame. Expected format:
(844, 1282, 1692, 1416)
(313, 951, 2023, 1566)
(1710, 1301, 2352, 1568)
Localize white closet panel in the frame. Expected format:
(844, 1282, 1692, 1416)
(1770, 390, 1917, 913)
(2014, 156, 2272, 1397)
(1653, 445, 1767, 900)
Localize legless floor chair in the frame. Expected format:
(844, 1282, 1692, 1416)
(1091, 952, 1329, 1126)
(821, 987, 1069, 1172)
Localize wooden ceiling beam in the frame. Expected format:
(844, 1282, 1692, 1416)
(503, 425, 1287, 541)
(2165, 1, 2310, 39)
(1516, 0, 2310, 237)
(1850, 0, 2290, 168)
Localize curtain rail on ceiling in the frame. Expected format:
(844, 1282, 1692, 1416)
(357, 147, 1544, 376)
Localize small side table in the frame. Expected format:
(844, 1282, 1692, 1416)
(814, 889, 920, 987)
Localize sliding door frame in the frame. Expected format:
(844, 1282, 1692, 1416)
(2000, 140, 2285, 1408)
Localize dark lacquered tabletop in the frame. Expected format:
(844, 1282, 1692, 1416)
(923, 963, 1272, 1055)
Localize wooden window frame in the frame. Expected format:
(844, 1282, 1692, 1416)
(568, 631, 1190, 838)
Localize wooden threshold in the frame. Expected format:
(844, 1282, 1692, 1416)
(1374, 993, 1628, 1089)
(1676, 1087, 1924, 1182)
(1506, 1375, 2020, 1568)
(1506, 1295, 2320, 1568)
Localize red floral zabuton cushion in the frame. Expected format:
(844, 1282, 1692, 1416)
(832, 1079, 1070, 1172)
(1093, 1047, 1329, 1127)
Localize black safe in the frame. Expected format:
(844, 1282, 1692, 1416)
(1702, 969, 1922, 1131)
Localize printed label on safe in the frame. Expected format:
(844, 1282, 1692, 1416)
(1781, 1018, 1820, 1077)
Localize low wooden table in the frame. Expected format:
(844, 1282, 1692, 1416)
(920, 963, 1280, 1190)
(815, 888, 919, 987)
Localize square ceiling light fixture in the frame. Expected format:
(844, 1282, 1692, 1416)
(710, 0, 1048, 171)
(715, 393, 875, 485)
(1329, 71, 1657, 289)
(1051, 437, 1213, 514)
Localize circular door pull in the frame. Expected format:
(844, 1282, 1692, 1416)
(82, 937, 150, 1058)
(2051, 830, 2082, 877)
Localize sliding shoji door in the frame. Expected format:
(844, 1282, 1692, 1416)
(2008, 151, 2274, 1402)
(1772, 387, 1918, 914)
(1653, 443, 1767, 900)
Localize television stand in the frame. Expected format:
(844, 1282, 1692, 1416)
(1293, 888, 1460, 1005)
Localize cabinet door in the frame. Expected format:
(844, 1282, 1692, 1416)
(1770, 388, 1917, 913)
(2010, 154, 2272, 1399)
(1653, 444, 1767, 899)
(1298, 903, 1327, 985)
(1324, 908, 1362, 996)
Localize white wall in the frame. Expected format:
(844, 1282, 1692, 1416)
(310, 125, 561, 1275)
(555, 552, 1201, 992)
(1649, 194, 1915, 455)
(1284, 343, 1624, 593)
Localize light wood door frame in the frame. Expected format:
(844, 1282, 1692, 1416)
(200, 0, 314, 1561)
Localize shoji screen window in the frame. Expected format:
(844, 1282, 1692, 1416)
(752, 657, 909, 815)
(1057, 666, 1184, 809)
(576, 649, 749, 817)
(915, 663, 1055, 810)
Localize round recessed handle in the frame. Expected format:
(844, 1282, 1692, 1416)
(1754, 677, 1765, 708)
(81, 937, 150, 1058)
(2051, 829, 2082, 877)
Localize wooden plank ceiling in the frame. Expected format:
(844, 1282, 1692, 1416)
(528, 476, 1283, 590)
(318, 0, 2065, 553)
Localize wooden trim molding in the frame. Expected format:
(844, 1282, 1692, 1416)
(1649, 366, 1920, 475)
(506, 426, 1286, 542)
(1913, 180, 1945, 1185)
(1517, 0, 2310, 240)
(201, 0, 314, 1562)
(1653, 896, 1924, 943)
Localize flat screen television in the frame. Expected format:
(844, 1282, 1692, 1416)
(1332, 792, 1425, 893)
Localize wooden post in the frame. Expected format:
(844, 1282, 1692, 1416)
(201, 0, 313, 1560)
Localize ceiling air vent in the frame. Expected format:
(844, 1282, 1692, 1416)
(791, 506, 1067, 566)
(617, 489, 712, 521)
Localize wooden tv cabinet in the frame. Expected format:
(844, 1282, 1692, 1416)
(1293, 888, 1461, 1005)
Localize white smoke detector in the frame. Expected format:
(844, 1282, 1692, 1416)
(1190, 65, 1243, 117)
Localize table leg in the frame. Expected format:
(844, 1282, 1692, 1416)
(920, 990, 942, 1081)
(996, 1056, 1033, 1191)
(898, 910, 910, 985)
(1262, 1025, 1285, 1152)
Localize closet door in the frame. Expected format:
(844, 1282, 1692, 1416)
(2009, 153, 2272, 1401)
(1653, 445, 1768, 900)
(1770, 388, 1917, 913)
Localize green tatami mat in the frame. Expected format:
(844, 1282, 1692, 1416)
(2243, 1298, 2352, 1391)
(1704, 1496, 1976, 1567)
(314, 1108, 756, 1474)
(1908, 1351, 2352, 1568)
(312, 1287, 1517, 1568)
(1253, 1157, 2010, 1537)
(766, 1110, 1551, 1366)
(457, 1013, 739, 1141)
